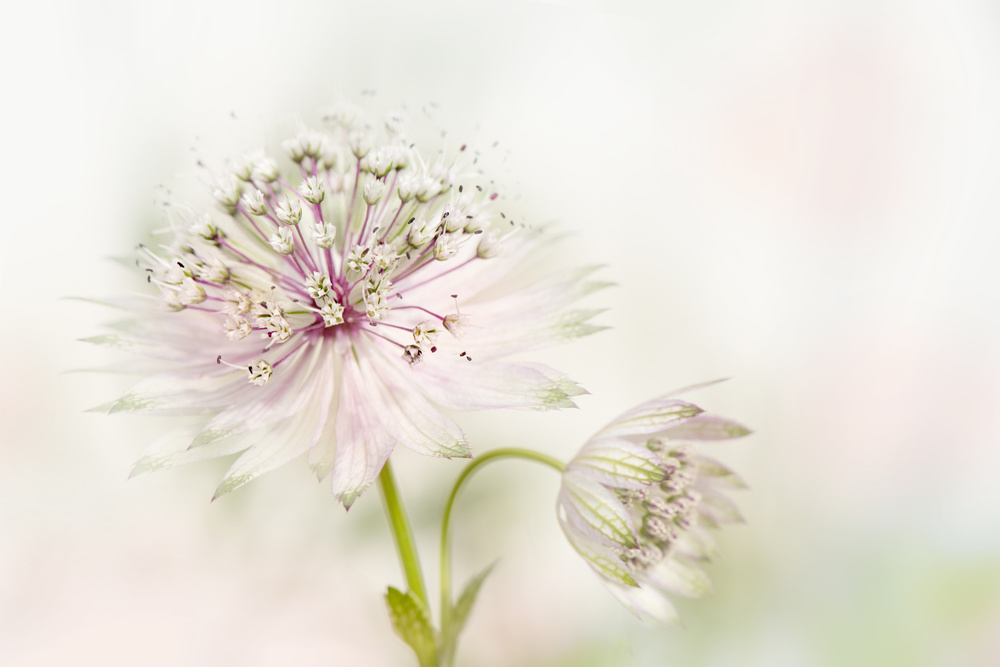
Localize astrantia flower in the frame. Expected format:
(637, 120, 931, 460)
(557, 389, 750, 623)
(91, 108, 606, 507)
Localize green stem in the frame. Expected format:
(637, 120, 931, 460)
(378, 459, 429, 607)
(438, 448, 566, 665)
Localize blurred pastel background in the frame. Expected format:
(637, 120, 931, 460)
(3, 0, 1000, 665)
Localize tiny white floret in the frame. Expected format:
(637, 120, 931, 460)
(268, 227, 295, 255)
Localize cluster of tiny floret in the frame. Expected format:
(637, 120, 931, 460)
(616, 439, 704, 574)
(140, 109, 517, 386)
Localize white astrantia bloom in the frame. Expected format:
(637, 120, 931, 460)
(89, 109, 608, 507)
(557, 387, 751, 624)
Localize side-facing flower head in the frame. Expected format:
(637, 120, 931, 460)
(557, 385, 750, 624)
(91, 107, 607, 507)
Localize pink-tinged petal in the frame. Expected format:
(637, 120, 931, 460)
(446, 265, 610, 361)
(129, 424, 251, 477)
(414, 358, 584, 411)
(558, 471, 637, 550)
(557, 512, 638, 589)
(397, 227, 549, 305)
(605, 583, 680, 625)
(361, 342, 470, 458)
(568, 437, 667, 489)
(306, 408, 339, 481)
(671, 528, 720, 562)
(696, 488, 745, 525)
(330, 345, 395, 508)
(447, 308, 606, 363)
(595, 399, 703, 439)
(661, 413, 752, 441)
(644, 558, 713, 599)
(80, 333, 188, 363)
(213, 348, 335, 498)
(108, 371, 244, 415)
(190, 344, 321, 446)
(307, 351, 342, 481)
(471, 265, 608, 320)
(693, 455, 749, 490)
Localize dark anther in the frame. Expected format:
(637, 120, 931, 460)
(431, 346, 437, 353)
(216, 355, 222, 364)
(408, 217, 415, 224)
(459, 185, 464, 192)
(459, 351, 466, 357)
(476, 185, 483, 191)
(460, 144, 467, 151)
(176, 261, 185, 268)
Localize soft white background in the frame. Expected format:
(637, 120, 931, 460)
(3, 0, 1000, 665)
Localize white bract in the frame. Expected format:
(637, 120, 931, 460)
(557, 389, 750, 624)
(91, 110, 607, 507)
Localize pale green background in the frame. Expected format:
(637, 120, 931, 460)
(3, 0, 1000, 665)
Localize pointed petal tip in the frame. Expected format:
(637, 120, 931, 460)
(127, 464, 149, 480)
(212, 475, 248, 502)
(337, 489, 361, 510)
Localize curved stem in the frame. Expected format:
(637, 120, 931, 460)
(438, 448, 565, 664)
(378, 459, 429, 607)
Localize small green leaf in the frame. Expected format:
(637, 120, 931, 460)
(385, 587, 437, 667)
(441, 564, 496, 667)
(452, 563, 495, 639)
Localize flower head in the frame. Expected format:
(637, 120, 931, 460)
(93, 109, 607, 507)
(557, 387, 750, 623)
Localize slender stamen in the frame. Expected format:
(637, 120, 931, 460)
(396, 256, 475, 293)
(358, 325, 406, 349)
(392, 304, 446, 321)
